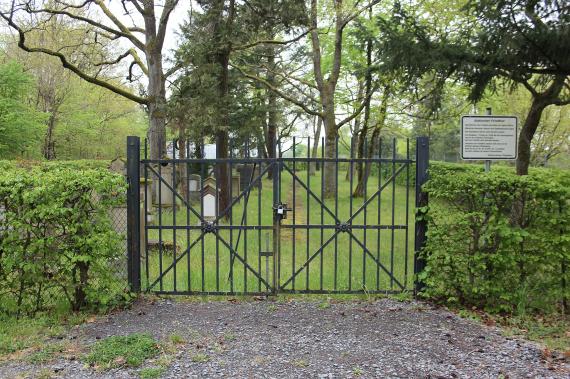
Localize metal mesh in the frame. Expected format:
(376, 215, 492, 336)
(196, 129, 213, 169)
(107, 194, 129, 293)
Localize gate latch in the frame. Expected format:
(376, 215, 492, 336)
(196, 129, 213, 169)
(273, 202, 292, 219)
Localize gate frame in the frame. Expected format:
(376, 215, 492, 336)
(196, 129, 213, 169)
(127, 136, 430, 295)
(126, 136, 141, 292)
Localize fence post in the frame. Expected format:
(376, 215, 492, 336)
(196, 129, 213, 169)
(272, 137, 280, 294)
(414, 136, 429, 294)
(127, 136, 141, 292)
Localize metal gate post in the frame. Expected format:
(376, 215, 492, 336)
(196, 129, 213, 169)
(272, 141, 280, 294)
(414, 136, 429, 294)
(127, 136, 141, 292)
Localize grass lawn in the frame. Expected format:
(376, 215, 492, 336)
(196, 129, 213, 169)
(143, 165, 416, 294)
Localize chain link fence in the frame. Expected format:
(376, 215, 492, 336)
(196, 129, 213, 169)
(107, 193, 130, 295)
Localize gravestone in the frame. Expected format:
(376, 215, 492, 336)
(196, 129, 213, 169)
(202, 177, 217, 220)
(237, 164, 262, 191)
(188, 174, 201, 203)
(154, 164, 174, 207)
(108, 157, 126, 176)
(231, 175, 240, 199)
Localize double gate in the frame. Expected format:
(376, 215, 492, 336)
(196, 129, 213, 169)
(126, 136, 428, 295)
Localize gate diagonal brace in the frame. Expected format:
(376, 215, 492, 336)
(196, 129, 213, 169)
(335, 222, 351, 233)
(201, 221, 218, 234)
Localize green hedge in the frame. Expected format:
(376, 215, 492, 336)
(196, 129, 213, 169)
(0, 159, 110, 172)
(0, 166, 128, 316)
(422, 164, 570, 314)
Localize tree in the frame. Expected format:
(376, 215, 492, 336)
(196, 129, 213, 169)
(235, 0, 379, 197)
(378, 0, 570, 174)
(0, 61, 46, 158)
(4, 15, 87, 159)
(1, 0, 181, 159)
(174, 0, 307, 212)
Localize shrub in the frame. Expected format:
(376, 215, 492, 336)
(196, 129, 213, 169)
(422, 164, 570, 314)
(0, 166, 127, 316)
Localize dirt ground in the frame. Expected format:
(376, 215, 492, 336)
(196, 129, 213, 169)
(1, 297, 568, 378)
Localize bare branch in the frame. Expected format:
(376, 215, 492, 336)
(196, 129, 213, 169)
(156, 0, 179, 52)
(0, 9, 148, 105)
(94, 0, 145, 50)
(337, 83, 379, 129)
(233, 28, 313, 51)
(232, 63, 322, 117)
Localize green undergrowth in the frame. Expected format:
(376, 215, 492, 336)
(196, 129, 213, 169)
(450, 305, 569, 352)
(0, 312, 88, 359)
(84, 333, 160, 369)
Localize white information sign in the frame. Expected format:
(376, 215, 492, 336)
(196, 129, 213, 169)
(461, 115, 518, 160)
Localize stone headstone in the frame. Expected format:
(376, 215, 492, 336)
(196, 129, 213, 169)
(154, 164, 174, 207)
(238, 164, 262, 191)
(188, 174, 201, 203)
(231, 175, 240, 199)
(108, 157, 127, 176)
(202, 177, 217, 220)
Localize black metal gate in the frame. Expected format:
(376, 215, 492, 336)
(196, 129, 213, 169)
(126, 136, 429, 295)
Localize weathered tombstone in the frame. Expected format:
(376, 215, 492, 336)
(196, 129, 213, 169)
(188, 174, 201, 203)
(140, 178, 153, 225)
(202, 177, 217, 220)
(231, 175, 240, 199)
(238, 164, 262, 191)
(154, 164, 174, 207)
(108, 157, 127, 176)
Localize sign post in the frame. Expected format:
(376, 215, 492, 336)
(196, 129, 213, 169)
(484, 108, 492, 172)
(461, 113, 518, 167)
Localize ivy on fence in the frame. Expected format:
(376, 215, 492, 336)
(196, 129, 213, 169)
(422, 163, 570, 314)
(0, 166, 128, 316)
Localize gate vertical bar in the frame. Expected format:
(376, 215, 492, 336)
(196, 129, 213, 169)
(414, 136, 429, 294)
(127, 136, 141, 292)
(272, 137, 280, 293)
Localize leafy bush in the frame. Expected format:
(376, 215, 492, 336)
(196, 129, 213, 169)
(421, 164, 570, 314)
(0, 166, 127, 316)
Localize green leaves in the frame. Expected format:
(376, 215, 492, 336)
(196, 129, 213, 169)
(422, 163, 570, 315)
(0, 61, 46, 158)
(0, 165, 128, 316)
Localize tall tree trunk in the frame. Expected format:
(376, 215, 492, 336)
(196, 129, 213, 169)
(516, 75, 566, 175)
(212, 0, 235, 219)
(310, 114, 322, 175)
(43, 113, 57, 160)
(178, 125, 188, 200)
(346, 83, 365, 181)
(353, 26, 373, 197)
(353, 85, 390, 197)
(146, 59, 167, 160)
(516, 100, 546, 175)
(266, 46, 278, 179)
(322, 90, 337, 198)
(214, 47, 231, 219)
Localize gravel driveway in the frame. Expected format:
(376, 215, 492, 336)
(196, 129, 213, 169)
(1, 297, 567, 378)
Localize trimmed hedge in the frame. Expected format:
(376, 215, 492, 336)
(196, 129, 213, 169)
(0, 165, 127, 316)
(422, 163, 570, 314)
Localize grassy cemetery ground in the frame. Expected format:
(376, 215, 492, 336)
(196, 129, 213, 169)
(143, 168, 415, 294)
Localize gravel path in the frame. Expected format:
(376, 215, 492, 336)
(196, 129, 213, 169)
(1, 298, 568, 378)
